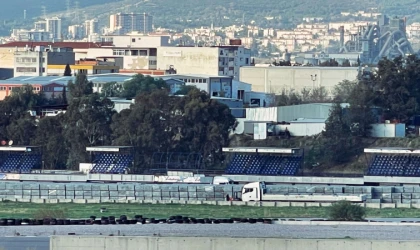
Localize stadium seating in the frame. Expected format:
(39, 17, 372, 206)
(226, 154, 302, 176)
(0, 153, 41, 173)
(90, 153, 133, 174)
(367, 155, 420, 176)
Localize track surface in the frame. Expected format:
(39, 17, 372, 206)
(0, 237, 49, 250)
(0, 224, 420, 240)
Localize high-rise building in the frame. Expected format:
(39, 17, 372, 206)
(34, 21, 47, 31)
(68, 25, 84, 40)
(85, 19, 99, 37)
(45, 17, 62, 41)
(109, 13, 153, 34)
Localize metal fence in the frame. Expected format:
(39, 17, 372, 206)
(0, 182, 241, 201)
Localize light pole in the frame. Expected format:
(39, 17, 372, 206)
(310, 74, 317, 89)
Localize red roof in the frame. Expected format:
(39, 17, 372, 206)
(0, 41, 113, 49)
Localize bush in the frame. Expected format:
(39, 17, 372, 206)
(32, 207, 68, 220)
(328, 200, 365, 221)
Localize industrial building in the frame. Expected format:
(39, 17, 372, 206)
(239, 66, 358, 95)
(339, 14, 415, 64)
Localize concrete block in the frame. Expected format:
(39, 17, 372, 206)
(115, 199, 128, 203)
(16, 198, 31, 203)
(31, 198, 45, 204)
(396, 203, 411, 208)
(290, 202, 306, 207)
(128, 200, 140, 204)
(186, 200, 203, 205)
(232, 201, 247, 206)
(202, 201, 217, 205)
(305, 202, 320, 207)
(261, 202, 276, 207)
(86, 199, 101, 204)
(366, 203, 380, 209)
(158, 200, 173, 204)
(320, 203, 332, 207)
(47, 199, 59, 204)
(380, 203, 396, 209)
(72, 199, 87, 204)
(217, 201, 232, 206)
(276, 202, 291, 207)
(411, 203, 420, 209)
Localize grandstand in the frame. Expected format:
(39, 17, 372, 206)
(0, 146, 41, 173)
(222, 147, 303, 176)
(365, 147, 420, 177)
(87, 146, 134, 174)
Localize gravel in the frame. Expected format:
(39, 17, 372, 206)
(0, 224, 419, 240)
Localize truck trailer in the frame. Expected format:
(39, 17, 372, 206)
(241, 182, 366, 202)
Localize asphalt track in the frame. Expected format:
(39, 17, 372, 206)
(1, 223, 420, 241)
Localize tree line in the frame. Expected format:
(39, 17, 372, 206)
(0, 74, 236, 172)
(308, 55, 420, 167)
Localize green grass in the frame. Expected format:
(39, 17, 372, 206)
(1, 201, 420, 219)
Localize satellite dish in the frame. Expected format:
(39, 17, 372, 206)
(0, 140, 6, 146)
(8, 140, 13, 146)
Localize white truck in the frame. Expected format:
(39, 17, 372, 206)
(241, 182, 366, 202)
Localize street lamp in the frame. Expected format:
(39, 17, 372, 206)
(310, 74, 317, 89)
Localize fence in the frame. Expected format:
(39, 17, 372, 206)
(0, 182, 241, 201)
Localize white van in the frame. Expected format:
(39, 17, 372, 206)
(212, 176, 234, 185)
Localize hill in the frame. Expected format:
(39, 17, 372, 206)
(0, 0, 122, 20)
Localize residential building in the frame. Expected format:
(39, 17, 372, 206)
(11, 29, 50, 42)
(68, 25, 84, 40)
(45, 17, 62, 41)
(109, 13, 153, 35)
(34, 21, 47, 31)
(157, 41, 251, 79)
(13, 46, 75, 77)
(85, 19, 99, 37)
(47, 58, 120, 76)
(0, 41, 113, 78)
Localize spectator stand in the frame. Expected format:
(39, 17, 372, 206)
(150, 152, 203, 174)
(365, 147, 420, 177)
(222, 147, 304, 176)
(0, 145, 41, 173)
(87, 146, 134, 174)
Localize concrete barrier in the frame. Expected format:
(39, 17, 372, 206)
(50, 236, 420, 250)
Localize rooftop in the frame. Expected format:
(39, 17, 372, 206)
(0, 41, 113, 49)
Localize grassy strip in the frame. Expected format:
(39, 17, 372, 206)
(0, 202, 420, 219)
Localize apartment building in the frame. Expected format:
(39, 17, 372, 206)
(109, 13, 153, 35)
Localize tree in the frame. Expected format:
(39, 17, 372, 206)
(276, 90, 302, 106)
(67, 73, 93, 99)
(333, 80, 357, 103)
(63, 64, 72, 76)
(373, 55, 420, 122)
(32, 116, 67, 169)
(309, 86, 330, 103)
(101, 82, 123, 97)
(174, 85, 198, 95)
(329, 200, 366, 221)
(119, 74, 169, 99)
(64, 94, 115, 169)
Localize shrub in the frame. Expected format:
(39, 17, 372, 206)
(32, 207, 68, 220)
(328, 200, 365, 221)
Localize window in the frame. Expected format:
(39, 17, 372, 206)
(16, 57, 37, 63)
(132, 38, 136, 42)
(203, 79, 207, 83)
(149, 48, 157, 56)
(198, 79, 202, 83)
(243, 188, 254, 194)
(9, 87, 11, 90)
(237, 90, 244, 100)
(131, 50, 139, 56)
(246, 58, 249, 64)
(16, 67, 37, 72)
(149, 60, 157, 65)
(113, 49, 125, 56)
(140, 50, 148, 56)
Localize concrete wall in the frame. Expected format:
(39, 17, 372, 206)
(157, 47, 220, 75)
(240, 66, 359, 94)
(50, 236, 420, 250)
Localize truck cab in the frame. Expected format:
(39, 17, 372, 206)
(241, 182, 264, 201)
